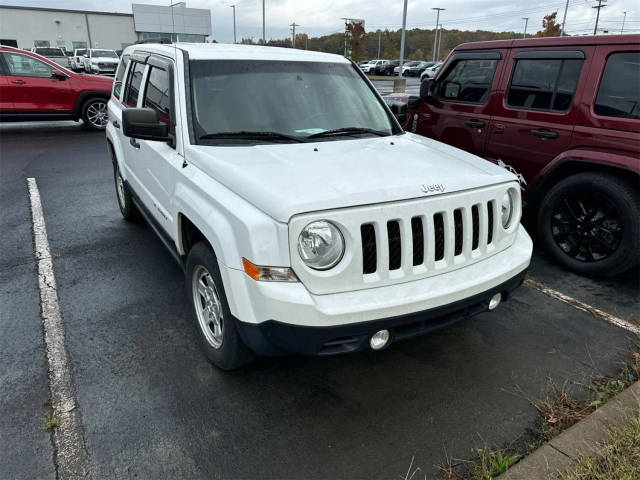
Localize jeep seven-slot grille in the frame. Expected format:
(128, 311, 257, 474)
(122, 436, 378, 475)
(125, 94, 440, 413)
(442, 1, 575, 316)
(360, 204, 495, 275)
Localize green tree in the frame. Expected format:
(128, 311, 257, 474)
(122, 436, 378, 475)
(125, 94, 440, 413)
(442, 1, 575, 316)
(382, 30, 399, 59)
(410, 48, 425, 60)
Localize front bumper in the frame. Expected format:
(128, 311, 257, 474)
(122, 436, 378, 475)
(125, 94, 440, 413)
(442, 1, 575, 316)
(221, 225, 532, 356)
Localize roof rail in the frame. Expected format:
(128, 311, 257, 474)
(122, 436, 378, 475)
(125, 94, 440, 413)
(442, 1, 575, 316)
(135, 38, 172, 45)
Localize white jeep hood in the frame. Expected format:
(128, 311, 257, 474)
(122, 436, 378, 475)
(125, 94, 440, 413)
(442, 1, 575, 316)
(186, 133, 517, 223)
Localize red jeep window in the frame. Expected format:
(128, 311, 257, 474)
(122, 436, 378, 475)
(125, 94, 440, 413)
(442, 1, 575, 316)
(594, 52, 640, 119)
(143, 66, 172, 126)
(437, 59, 498, 104)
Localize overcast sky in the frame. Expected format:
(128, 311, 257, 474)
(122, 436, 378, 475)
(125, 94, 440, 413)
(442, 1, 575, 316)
(2, 0, 637, 43)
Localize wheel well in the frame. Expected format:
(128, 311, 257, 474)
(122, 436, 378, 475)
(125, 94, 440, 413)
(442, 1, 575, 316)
(179, 214, 210, 256)
(528, 160, 639, 209)
(76, 91, 110, 118)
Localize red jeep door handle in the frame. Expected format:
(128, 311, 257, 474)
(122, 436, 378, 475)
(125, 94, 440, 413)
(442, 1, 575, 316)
(11, 79, 26, 85)
(531, 128, 559, 139)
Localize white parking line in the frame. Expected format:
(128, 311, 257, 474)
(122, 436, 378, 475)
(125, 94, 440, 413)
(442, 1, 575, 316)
(27, 178, 88, 479)
(524, 276, 640, 336)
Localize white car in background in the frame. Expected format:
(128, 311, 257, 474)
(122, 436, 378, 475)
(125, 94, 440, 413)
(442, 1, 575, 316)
(70, 48, 87, 71)
(82, 49, 119, 75)
(107, 42, 532, 370)
(420, 62, 443, 81)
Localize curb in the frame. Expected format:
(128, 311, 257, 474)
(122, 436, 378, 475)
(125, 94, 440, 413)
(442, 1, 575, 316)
(501, 381, 640, 479)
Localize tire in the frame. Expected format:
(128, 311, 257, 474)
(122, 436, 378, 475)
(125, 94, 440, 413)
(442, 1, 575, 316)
(537, 172, 639, 277)
(81, 97, 109, 131)
(186, 242, 255, 370)
(112, 162, 141, 222)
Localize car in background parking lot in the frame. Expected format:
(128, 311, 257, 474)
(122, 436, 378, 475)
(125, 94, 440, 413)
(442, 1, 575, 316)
(406, 61, 435, 76)
(70, 48, 87, 71)
(409, 34, 639, 277)
(373, 59, 398, 76)
(30, 46, 68, 68)
(82, 49, 119, 75)
(0, 45, 114, 130)
(420, 62, 442, 81)
(394, 61, 419, 76)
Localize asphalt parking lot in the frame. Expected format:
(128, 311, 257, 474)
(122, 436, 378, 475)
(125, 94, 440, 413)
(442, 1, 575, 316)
(1, 122, 638, 479)
(371, 75, 421, 95)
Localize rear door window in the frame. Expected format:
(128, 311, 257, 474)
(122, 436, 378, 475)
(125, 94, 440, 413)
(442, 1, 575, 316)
(124, 61, 145, 108)
(2, 52, 52, 77)
(437, 59, 498, 104)
(594, 51, 640, 119)
(507, 58, 583, 112)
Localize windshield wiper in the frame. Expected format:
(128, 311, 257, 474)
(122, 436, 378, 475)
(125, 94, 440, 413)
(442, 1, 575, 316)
(307, 127, 390, 139)
(199, 131, 306, 143)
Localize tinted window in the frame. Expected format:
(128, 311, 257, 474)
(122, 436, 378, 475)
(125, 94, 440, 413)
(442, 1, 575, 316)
(594, 52, 640, 119)
(438, 59, 498, 104)
(507, 59, 582, 111)
(113, 55, 130, 100)
(124, 62, 145, 108)
(143, 66, 172, 125)
(2, 52, 52, 77)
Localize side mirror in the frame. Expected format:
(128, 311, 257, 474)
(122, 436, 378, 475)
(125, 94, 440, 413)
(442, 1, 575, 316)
(51, 70, 68, 80)
(420, 78, 437, 104)
(390, 103, 408, 125)
(122, 108, 169, 141)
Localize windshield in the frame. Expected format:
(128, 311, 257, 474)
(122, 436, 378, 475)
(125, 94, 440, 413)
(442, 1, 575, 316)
(92, 50, 118, 58)
(35, 48, 65, 57)
(190, 60, 397, 144)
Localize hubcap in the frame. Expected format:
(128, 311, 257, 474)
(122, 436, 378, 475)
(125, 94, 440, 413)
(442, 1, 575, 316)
(86, 101, 108, 128)
(550, 190, 622, 263)
(116, 170, 126, 208)
(192, 266, 224, 349)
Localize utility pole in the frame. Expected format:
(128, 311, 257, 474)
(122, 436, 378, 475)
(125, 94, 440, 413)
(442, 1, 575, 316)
(432, 7, 445, 61)
(262, 0, 265, 43)
(593, 0, 607, 36)
(522, 17, 529, 38)
(621, 11, 627, 33)
(290, 22, 300, 48)
(560, 0, 569, 36)
(377, 30, 381, 59)
(230, 5, 236, 44)
(399, 0, 408, 77)
(437, 24, 443, 61)
(340, 18, 348, 57)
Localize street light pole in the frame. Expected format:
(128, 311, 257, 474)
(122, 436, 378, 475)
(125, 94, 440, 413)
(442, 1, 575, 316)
(262, 0, 265, 43)
(377, 30, 381, 59)
(522, 17, 529, 38)
(560, 0, 569, 36)
(437, 24, 443, 61)
(398, 0, 408, 78)
(621, 11, 627, 33)
(432, 7, 445, 61)
(230, 5, 236, 44)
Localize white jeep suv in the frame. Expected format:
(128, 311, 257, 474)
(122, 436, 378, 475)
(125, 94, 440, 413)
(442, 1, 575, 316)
(106, 43, 532, 370)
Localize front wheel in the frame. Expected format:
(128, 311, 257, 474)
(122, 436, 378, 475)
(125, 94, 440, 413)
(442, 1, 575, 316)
(81, 97, 109, 130)
(537, 172, 639, 277)
(186, 242, 255, 370)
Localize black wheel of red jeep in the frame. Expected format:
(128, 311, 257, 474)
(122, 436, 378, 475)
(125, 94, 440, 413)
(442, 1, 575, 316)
(186, 242, 255, 370)
(538, 172, 639, 277)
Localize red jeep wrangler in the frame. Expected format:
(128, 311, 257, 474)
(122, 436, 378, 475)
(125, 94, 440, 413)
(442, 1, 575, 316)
(406, 34, 639, 277)
(0, 45, 113, 130)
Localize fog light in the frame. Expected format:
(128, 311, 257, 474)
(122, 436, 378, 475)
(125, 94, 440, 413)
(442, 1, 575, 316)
(488, 293, 502, 310)
(370, 329, 390, 350)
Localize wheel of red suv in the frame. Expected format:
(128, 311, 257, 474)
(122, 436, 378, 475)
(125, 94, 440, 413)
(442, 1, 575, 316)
(538, 172, 639, 277)
(112, 163, 141, 222)
(81, 97, 109, 130)
(186, 242, 255, 370)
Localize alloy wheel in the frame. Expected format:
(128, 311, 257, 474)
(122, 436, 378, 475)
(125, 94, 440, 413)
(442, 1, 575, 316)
(192, 265, 224, 349)
(86, 101, 108, 128)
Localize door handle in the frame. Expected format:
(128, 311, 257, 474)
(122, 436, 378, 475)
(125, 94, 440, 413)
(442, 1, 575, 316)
(129, 138, 140, 149)
(531, 128, 559, 139)
(112, 119, 120, 129)
(11, 79, 26, 85)
(464, 119, 486, 129)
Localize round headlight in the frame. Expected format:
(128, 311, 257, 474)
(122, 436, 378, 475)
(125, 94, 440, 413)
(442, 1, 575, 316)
(297, 220, 344, 270)
(501, 190, 514, 228)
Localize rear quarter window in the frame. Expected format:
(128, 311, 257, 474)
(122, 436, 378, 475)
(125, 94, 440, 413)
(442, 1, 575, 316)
(594, 51, 640, 119)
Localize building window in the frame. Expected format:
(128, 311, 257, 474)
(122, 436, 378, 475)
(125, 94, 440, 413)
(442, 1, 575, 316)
(72, 41, 87, 49)
(140, 32, 205, 43)
(34, 40, 50, 47)
(594, 51, 640, 119)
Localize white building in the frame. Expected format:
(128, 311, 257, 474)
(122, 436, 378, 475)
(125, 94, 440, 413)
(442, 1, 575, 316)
(0, 3, 212, 52)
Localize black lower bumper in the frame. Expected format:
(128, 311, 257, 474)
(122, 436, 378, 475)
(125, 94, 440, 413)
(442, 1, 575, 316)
(236, 269, 527, 357)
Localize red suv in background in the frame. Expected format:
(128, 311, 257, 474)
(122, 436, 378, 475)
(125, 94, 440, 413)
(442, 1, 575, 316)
(0, 45, 113, 130)
(406, 34, 639, 277)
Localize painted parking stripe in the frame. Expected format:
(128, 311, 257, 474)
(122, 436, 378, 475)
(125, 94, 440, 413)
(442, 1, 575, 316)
(524, 276, 640, 336)
(27, 178, 88, 478)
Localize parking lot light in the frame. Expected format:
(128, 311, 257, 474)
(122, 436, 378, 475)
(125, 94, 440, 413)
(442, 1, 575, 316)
(370, 329, 391, 350)
(489, 293, 502, 311)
